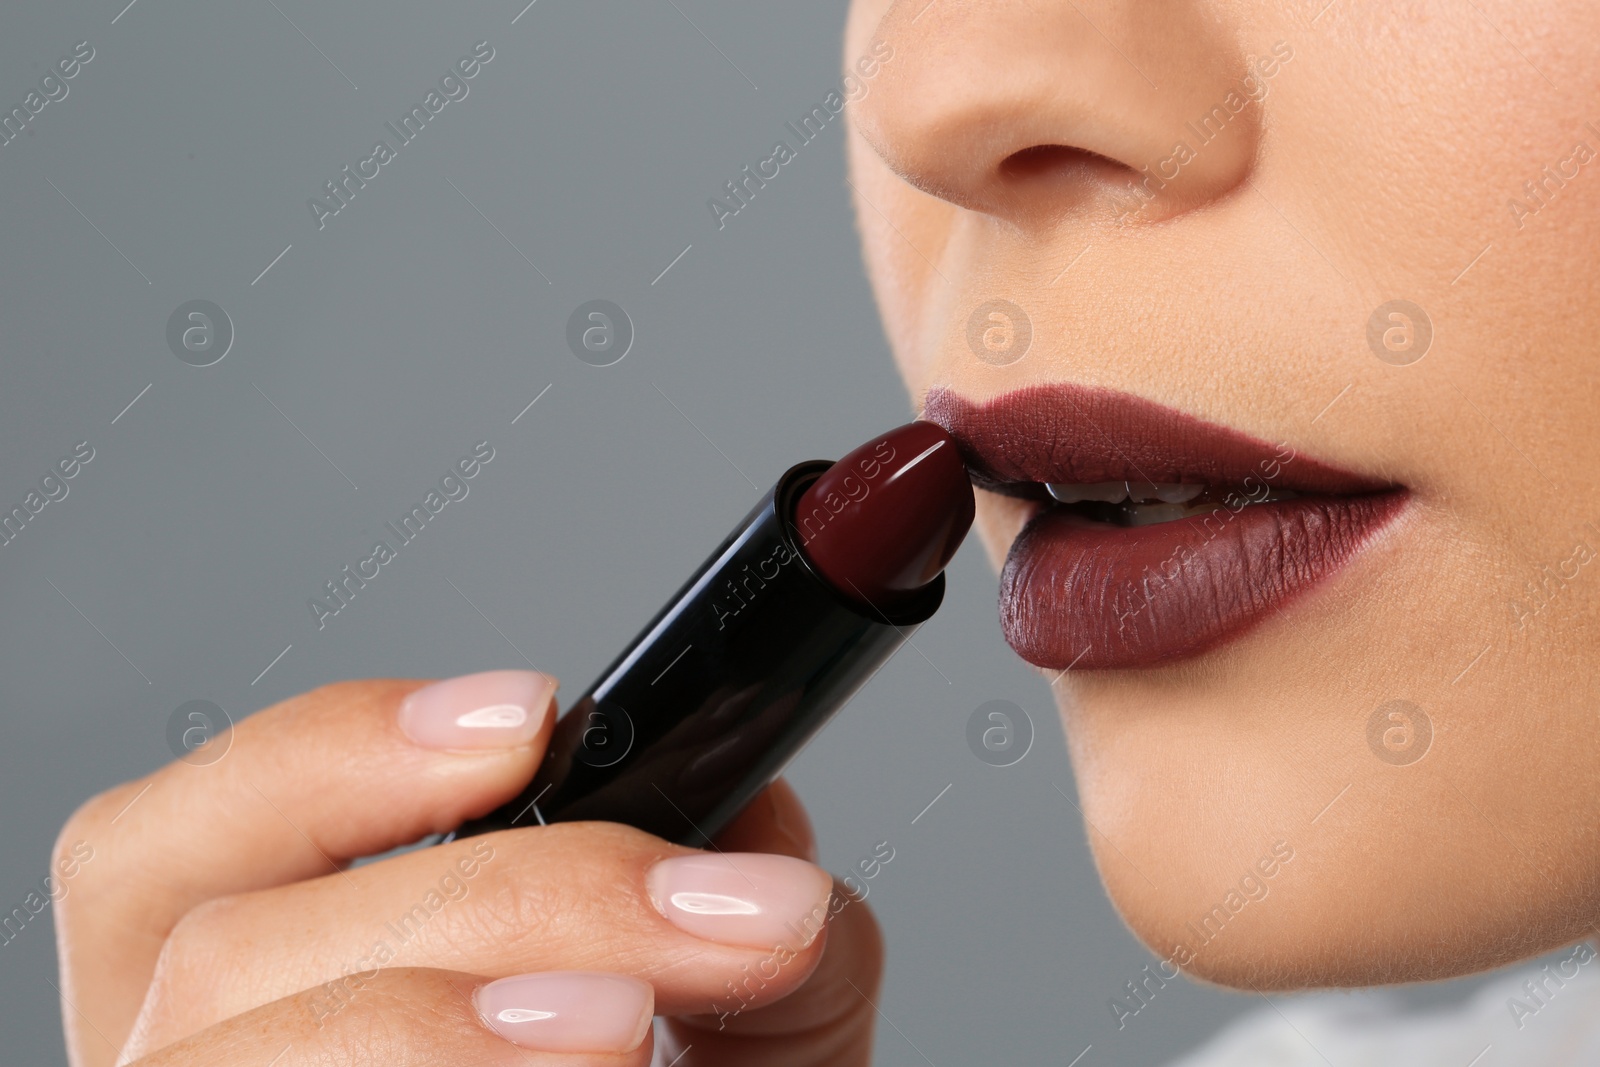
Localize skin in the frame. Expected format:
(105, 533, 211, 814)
(845, 0, 1600, 988)
(53, 680, 881, 1065)
(55, 4, 1600, 1062)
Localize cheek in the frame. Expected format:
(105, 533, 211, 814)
(846, 127, 957, 397)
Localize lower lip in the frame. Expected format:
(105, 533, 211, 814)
(1000, 490, 1409, 670)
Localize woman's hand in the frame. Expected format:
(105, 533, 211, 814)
(52, 672, 883, 1065)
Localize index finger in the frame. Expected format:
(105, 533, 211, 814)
(58, 671, 557, 1066)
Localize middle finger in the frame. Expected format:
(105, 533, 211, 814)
(133, 822, 838, 1050)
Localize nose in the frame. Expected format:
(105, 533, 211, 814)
(851, 0, 1267, 228)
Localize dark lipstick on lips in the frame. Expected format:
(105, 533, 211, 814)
(925, 385, 1407, 671)
(452, 420, 973, 845)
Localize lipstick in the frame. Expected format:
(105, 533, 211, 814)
(924, 384, 1406, 670)
(451, 420, 973, 845)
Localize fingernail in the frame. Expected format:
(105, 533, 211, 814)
(398, 670, 556, 750)
(646, 852, 834, 951)
(475, 971, 653, 1053)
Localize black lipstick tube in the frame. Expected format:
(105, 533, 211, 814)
(451, 460, 942, 846)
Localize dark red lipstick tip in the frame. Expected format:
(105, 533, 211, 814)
(794, 421, 975, 611)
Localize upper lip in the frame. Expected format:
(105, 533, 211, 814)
(921, 383, 1395, 498)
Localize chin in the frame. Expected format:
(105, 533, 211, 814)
(1057, 635, 1600, 993)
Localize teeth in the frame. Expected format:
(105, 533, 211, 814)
(1044, 480, 1301, 527)
(1151, 484, 1205, 504)
(1119, 502, 1223, 527)
(1045, 481, 1129, 504)
(1046, 481, 1204, 505)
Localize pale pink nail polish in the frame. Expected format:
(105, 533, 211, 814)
(475, 971, 653, 1053)
(646, 852, 834, 951)
(398, 670, 555, 750)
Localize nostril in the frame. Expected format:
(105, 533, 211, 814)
(997, 143, 1132, 186)
(852, 0, 1261, 227)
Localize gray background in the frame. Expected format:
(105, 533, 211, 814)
(0, 1, 1503, 1063)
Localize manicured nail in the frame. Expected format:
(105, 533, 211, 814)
(475, 971, 653, 1053)
(646, 852, 834, 951)
(398, 670, 556, 750)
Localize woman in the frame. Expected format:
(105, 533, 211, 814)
(57, 2, 1600, 1064)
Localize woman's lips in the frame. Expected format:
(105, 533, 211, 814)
(924, 385, 1409, 670)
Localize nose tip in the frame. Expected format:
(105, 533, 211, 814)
(851, 1, 1270, 228)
